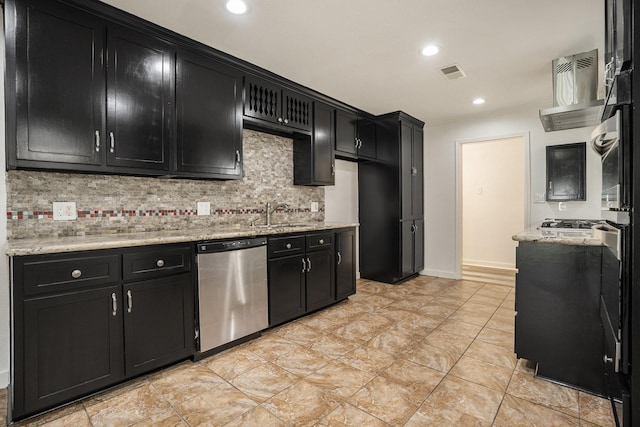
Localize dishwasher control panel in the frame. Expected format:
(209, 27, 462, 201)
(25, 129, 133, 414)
(197, 237, 267, 253)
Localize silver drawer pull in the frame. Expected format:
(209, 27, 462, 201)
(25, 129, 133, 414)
(95, 131, 100, 152)
(286, 243, 292, 249)
(306, 257, 311, 271)
(302, 258, 306, 272)
(319, 239, 324, 245)
(337, 252, 342, 265)
(71, 269, 82, 279)
(111, 293, 117, 316)
(156, 259, 165, 268)
(109, 132, 115, 154)
(127, 290, 133, 313)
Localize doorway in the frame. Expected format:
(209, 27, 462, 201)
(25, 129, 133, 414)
(457, 134, 529, 286)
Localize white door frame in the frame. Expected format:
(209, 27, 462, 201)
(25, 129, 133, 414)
(454, 132, 531, 279)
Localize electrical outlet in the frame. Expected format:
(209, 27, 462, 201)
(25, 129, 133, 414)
(197, 201, 211, 216)
(534, 193, 546, 203)
(310, 202, 319, 212)
(53, 202, 77, 221)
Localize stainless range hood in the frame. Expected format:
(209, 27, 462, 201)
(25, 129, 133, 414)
(539, 49, 604, 132)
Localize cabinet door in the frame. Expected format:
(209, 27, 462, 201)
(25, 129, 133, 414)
(401, 123, 413, 219)
(357, 117, 377, 159)
(546, 142, 586, 201)
(400, 220, 415, 278)
(123, 274, 194, 377)
(336, 229, 356, 300)
(106, 26, 173, 171)
(11, 0, 105, 167)
(20, 286, 123, 417)
(176, 51, 242, 178)
(335, 110, 358, 157)
(268, 255, 306, 326)
(306, 250, 335, 312)
(414, 219, 424, 273)
(282, 88, 312, 132)
(244, 76, 281, 125)
(312, 102, 335, 185)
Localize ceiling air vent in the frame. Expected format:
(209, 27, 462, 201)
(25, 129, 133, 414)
(440, 64, 467, 80)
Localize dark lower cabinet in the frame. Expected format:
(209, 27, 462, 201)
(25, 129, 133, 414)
(21, 285, 124, 417)
(124, 274, 194, 377)
(515, 241, 605, 395)
(10, 244, 195, 422)
(335, 228, 356, 300)
(268, 254, 306, 326)
(268, 231, 345, 326)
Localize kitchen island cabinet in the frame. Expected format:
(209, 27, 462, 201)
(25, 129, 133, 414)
(515, 241, 605, 395)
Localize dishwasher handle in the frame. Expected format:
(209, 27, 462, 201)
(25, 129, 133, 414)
(198, 237, 267, 253)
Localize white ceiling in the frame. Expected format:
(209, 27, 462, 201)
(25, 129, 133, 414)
(101, 0, 604, 126)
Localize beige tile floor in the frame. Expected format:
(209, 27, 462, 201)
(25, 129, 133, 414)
(3, 276, 617, 426)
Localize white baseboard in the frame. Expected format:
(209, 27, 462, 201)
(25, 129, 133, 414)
(0, 368, 9, 388)
(461, 264, 515, 287)
(420, 269, 457, 279)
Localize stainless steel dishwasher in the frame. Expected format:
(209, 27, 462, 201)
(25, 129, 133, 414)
(196, 237, 268, 355)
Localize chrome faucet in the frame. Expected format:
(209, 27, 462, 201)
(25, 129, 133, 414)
(266, 201, 289, 226)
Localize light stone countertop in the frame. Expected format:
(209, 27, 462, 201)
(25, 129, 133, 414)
(512, 226, 604, 246)
(7, 222, 359, 256)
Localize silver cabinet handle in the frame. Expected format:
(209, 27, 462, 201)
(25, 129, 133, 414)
(156, 259, 165, 268)
(319, 239, 324, 245)
(127, 290, 133, 313)
(111, 293, 117, 316)
(604, 355, 613, 363)
(277, 117, 284, 123)
(337, 251, 342, 265)
(331, 164, 335, 176)
(95, 131, 100, 152)
(354, 138, 359, 149)
(286, 243, 292, 249)
(283, 118, 289, 124)
(302, 258, 306, 272)
(549, 181, 553, 191)
(71, 269, 82, 279)
(414, 223, 419, 233)
(109, 132, 115, 154)
(235, 150, 241, 163)
(411, 167, 418, 176)
(307, 257, 311, 272)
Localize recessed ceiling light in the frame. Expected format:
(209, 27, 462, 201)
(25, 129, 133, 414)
(473, 98, 486, 105)
(225, 0, 248, 14)
(420, 45, 440, 57)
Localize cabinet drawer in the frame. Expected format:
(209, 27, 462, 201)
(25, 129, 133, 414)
(123, 245, 192, 281)
(268, 236, 305, 259)
(19, 253, 120, 297)
(306, 232, 333, 252)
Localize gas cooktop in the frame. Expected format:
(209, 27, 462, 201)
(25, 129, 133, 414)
(540, 219, 601, 229)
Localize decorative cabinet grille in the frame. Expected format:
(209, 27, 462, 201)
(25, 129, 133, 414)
(244, 76, 312, 132)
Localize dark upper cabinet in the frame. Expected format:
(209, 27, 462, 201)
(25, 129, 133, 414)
(401, 123, 424, 220)
(294, 102, 335, 186)
(105, 26, 174, 171)
(176, 50, 242, 178)
(243, 75, 312, 133)
(335, 109, 376, 160)
(9, 0, 106, 168)
(546, 142, 586, 201)
(7, 0, 175, 174)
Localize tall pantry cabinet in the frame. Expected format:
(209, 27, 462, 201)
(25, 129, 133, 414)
(359, 112, 424, 284)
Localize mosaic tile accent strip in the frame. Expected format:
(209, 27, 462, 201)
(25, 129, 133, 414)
(6, 130, 325, 239)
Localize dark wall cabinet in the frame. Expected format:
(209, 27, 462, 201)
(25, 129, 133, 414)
(8, 0, 174, 173)
(294, 102, 335, 186)
(545, 142, 586, 202)
(335, 109, 376, 160)
(267, 228, 355, 326)
(176, 50, 242, 178)
(515, 241, 605, 396)
(359, 112, 424, 284)
(11, 244, 194, 421)
(243, 75, 312, 133)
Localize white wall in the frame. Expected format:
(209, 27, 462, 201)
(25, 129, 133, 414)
(461, 136, 525, 269)
(0, 11, 10, 387)
(324, 159, 359, 275)
(424, 103, 602, 279)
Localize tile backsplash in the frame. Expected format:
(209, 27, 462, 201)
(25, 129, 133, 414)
(7, 130, 325, 239)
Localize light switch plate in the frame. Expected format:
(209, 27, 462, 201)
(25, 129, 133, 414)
(310, 202, 319, 212)
(53, 202, 77, 221)
(534, 193, 546, 203)
(197, 201, 211, 216)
